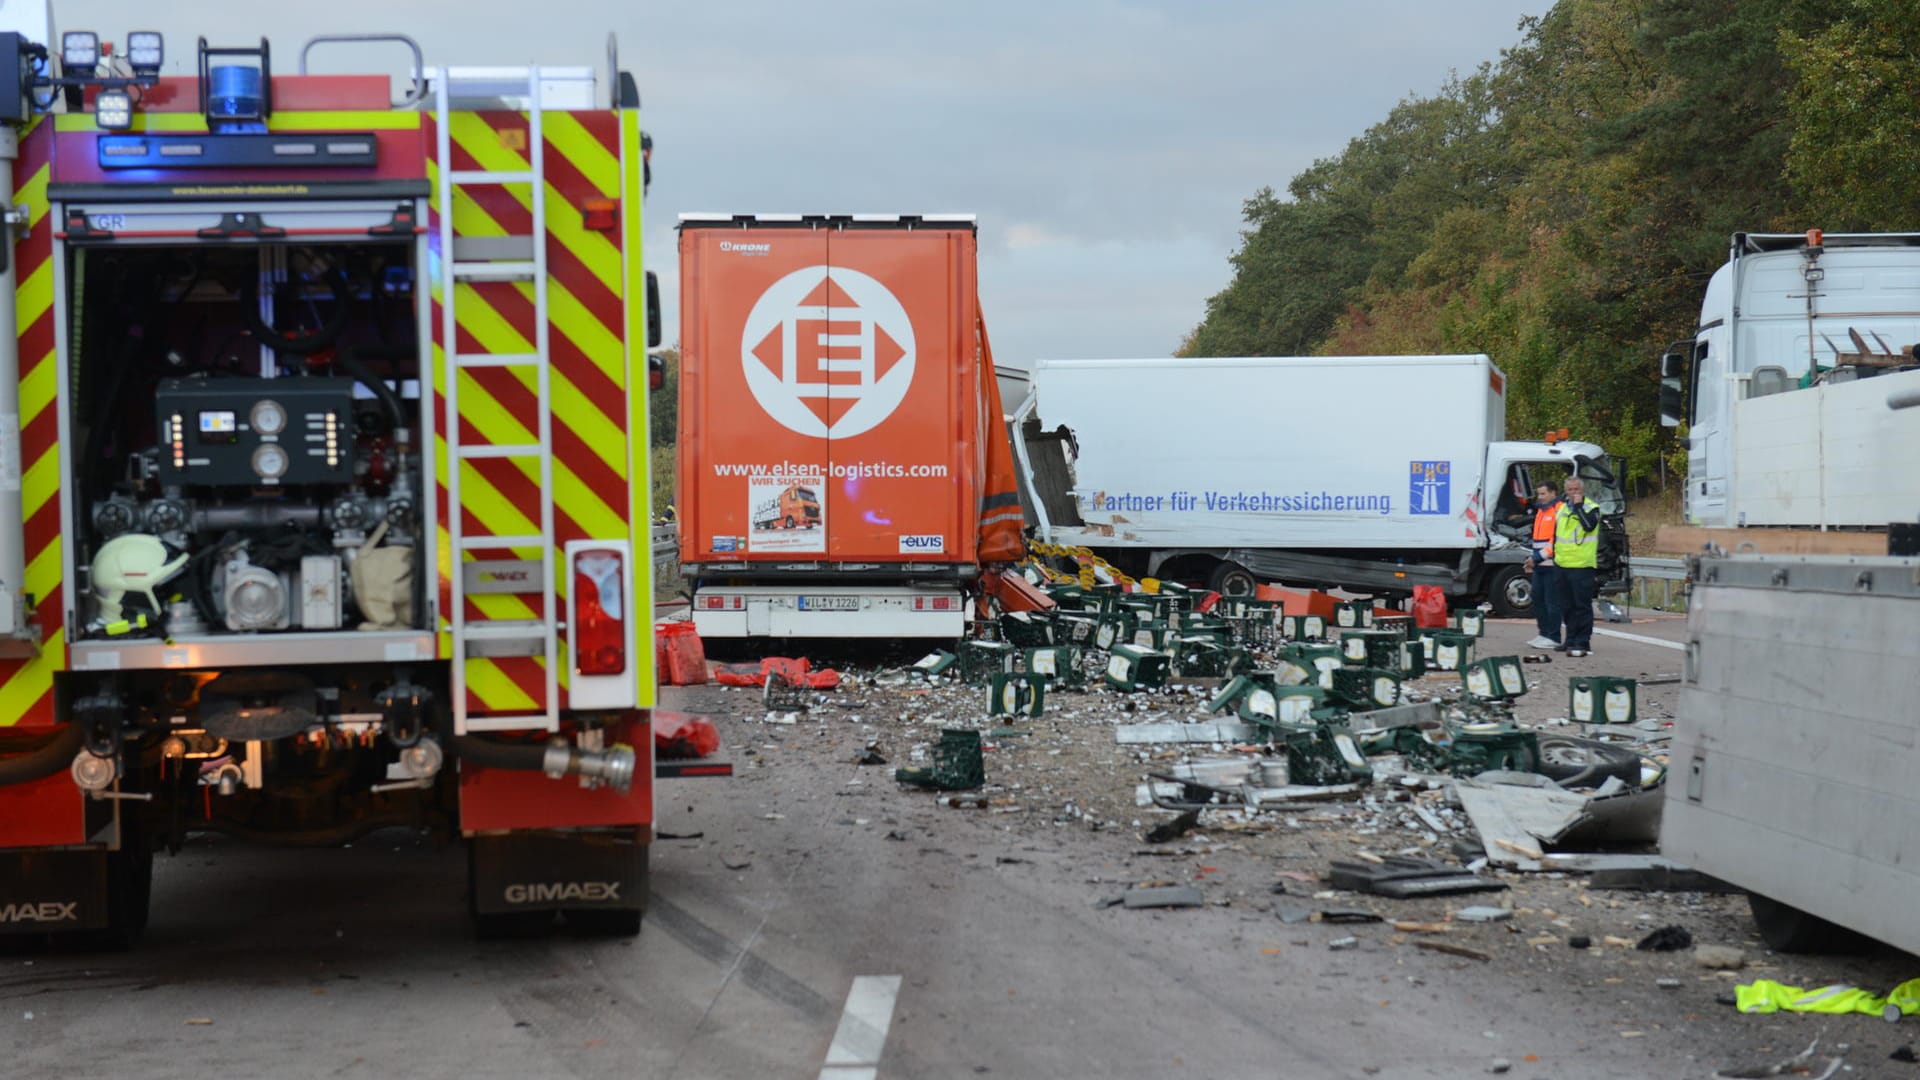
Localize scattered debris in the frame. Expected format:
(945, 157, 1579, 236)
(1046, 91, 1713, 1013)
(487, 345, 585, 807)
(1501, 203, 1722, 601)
(853, 746, 888, 766)
(1892, 1046, 1918, 1064)
(1415, 940, 1491, 962)
(722, 855, 752, 871)
(1713, 1038, 1844, 1080)
(1142, 809, 1200, 844)
(1328, 936, 1359, 951)
(1319, 909, 1384, 924)
(1657, 978, 1683, 990)
(1489, 1060, 1512, 1075)
(1694, 945, 1747, 971)
(1326, 856, 1505, 899)
(1568, 935, 1592, 950)
(1636, 925, 1693, 952)
(1122, 885, 1204, 910)
(1453, 906, 1513, 923)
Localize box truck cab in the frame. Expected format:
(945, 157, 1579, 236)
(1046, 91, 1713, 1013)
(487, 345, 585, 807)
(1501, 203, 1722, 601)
(1659, 231, 1920, 529)
(1016, 355, 1628, 616)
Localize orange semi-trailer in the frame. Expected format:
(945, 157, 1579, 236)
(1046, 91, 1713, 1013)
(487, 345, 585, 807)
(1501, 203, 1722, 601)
(677, 214, 1025, 638)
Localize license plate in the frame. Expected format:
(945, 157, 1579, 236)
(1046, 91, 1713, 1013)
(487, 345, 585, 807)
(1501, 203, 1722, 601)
(798, 596, 859, 611)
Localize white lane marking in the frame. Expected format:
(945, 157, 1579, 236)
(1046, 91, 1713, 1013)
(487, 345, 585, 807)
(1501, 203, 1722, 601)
(820, 974, 902, 1077)
(1595, 627, 1686, 652)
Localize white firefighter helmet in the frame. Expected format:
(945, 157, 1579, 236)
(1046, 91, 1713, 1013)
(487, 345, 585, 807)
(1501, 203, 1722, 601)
(91, 534, 190, 622)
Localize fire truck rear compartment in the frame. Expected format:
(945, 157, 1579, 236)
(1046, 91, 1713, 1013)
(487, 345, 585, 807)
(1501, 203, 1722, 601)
(68, 239, 426, 643)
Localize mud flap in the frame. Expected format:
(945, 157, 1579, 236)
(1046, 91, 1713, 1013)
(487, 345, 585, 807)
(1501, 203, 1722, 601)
(0, 850, 111, 934)
(468, 828, 649, 916)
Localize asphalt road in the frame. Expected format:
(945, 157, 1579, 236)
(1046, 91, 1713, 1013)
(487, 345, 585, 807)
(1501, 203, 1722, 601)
(1, 607, 1909, 1079)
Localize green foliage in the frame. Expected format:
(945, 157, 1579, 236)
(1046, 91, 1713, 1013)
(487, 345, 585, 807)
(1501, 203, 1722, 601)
(648, 348, 678, 448)
(1185, 0, 1908, 488)
(1781, 0, 1920, 227)
(650, 444, 676, 523)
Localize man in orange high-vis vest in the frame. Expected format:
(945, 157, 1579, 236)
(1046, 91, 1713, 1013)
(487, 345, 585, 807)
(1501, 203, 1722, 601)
(1524, 479, 1563, 649)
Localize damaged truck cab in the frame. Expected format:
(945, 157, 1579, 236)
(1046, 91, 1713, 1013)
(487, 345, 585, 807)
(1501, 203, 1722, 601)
(0, 19, 669, 944)
(1015, 355, 1629, 617)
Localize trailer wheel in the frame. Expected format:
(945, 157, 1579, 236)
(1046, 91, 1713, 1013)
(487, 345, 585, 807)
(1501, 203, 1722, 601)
(1748, 892, 1858, 953)
(1208, 562, 1258, 598)
(1486, 566, 1532, 619)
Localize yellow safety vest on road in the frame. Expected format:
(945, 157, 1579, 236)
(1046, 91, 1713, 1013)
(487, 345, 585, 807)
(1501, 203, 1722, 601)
(1554, 498, 1600, 569)
(1736, 977, 1920, 1017)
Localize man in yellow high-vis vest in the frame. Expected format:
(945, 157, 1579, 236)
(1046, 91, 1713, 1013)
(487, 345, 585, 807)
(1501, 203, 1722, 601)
(1555, 476, 1603, 656)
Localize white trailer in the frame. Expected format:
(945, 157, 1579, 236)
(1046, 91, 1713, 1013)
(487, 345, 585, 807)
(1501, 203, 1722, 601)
(1014, 355, 1630, 615)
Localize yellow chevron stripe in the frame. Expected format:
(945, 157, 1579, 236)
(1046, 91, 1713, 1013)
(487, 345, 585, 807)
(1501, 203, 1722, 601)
(452, 281, 626, 479)
(19, 352, 55, 425)
(620, 106, 654, 709)
(448, 114, 623, 298)
(551, 374, 627, 479)
(464, 658, 538, 711)
(545, 113, 620, 197)
(548, 281, 626, 390)
(15, 162, 49, 227)
(54, 112, 421, 132)
(0, 628, 61, 727)
(16, 259, 52, 334)
(21, 445, 58, 521)
(448, 112, 530, 174)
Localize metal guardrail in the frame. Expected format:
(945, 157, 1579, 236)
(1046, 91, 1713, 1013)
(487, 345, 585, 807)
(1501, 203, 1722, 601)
(651, 523, 678, 564)
(1629, 556, 1688, 611)
(1634, 556, 1687, 581)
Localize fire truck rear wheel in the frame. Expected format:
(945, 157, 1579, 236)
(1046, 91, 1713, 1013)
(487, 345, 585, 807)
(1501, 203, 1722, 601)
(76, 828, 153, 952)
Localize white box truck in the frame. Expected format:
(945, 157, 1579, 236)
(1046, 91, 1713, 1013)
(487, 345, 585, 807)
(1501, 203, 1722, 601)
(1013, 355, 1630, 616)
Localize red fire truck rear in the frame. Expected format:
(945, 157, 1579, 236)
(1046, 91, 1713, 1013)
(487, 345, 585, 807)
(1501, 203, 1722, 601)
(0, 15, 679, 944)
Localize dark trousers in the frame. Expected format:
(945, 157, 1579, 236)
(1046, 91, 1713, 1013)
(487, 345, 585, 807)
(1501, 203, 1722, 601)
(1532, 563, 1562, 643)
(1561, 566, 1595, 650)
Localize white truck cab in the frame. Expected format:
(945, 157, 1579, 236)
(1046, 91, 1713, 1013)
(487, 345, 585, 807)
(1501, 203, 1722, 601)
(1661, 231, 1920, 529)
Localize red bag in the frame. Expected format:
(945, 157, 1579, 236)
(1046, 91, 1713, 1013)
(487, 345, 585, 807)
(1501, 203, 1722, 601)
(653, 710, 720, 759)
(712, 656, 841, 690)
(1412, 585, 1449, 629)
(1196, 591, 1223, 614)
(659, 622, 708, 686)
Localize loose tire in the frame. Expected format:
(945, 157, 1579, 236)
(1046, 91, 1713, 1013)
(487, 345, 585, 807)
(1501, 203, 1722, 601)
(1532, 735, 1642, 788)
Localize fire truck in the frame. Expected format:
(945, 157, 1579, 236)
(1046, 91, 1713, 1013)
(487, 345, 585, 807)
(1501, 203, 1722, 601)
(0, 14, 679, 944)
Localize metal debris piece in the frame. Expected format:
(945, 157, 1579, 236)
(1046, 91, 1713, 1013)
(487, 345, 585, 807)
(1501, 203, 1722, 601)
(1121, 885, 1204, 910)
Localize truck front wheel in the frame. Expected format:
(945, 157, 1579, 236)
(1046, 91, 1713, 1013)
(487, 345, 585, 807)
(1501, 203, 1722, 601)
(1208, 561, 1258, 598)
(1486, 565, 1532, 619)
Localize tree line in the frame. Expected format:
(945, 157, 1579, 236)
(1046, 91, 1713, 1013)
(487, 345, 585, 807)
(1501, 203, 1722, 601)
(1181, 0, 1918, 486)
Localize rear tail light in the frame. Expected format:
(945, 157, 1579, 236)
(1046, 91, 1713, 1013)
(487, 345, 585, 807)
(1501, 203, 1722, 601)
(697, 594, 744, 611)
(573, 548, 626, 676)
(913, 596, 960, 612)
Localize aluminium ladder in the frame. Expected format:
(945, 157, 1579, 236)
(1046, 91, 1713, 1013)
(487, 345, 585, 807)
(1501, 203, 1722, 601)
(434, 68, 559, 734)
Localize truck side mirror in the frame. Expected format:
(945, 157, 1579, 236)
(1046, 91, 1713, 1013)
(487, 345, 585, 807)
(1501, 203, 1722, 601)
(645, 270, 662, 350)
(1660, 350, 1688, 379)
(1659, 377, 1685, 428)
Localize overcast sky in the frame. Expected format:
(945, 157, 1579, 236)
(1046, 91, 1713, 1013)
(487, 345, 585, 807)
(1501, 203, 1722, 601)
(61, 0, 1548, 368)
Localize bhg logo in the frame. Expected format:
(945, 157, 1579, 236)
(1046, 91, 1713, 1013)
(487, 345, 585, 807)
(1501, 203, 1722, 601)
(741, 266, 915, 439)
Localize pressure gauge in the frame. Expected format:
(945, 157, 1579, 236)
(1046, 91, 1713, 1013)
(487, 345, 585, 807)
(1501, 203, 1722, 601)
(251, 443, 289, 480)
(250, 399, 287, 436)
